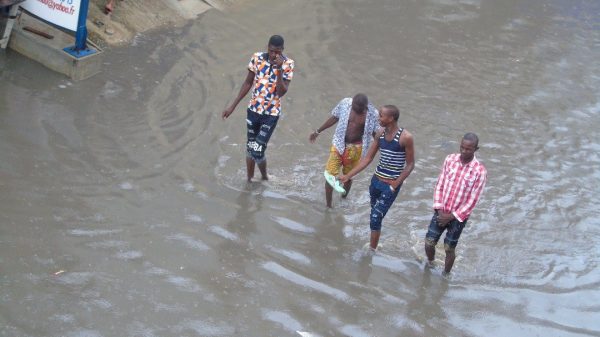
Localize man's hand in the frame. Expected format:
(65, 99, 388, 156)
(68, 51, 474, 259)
(339, 175, 350, 184)
(437, 211, 455, 227)
(273, 54, 285, 68)
(222, 107, 234, 120)
(377, 177, 399, 192)
(309, 131, 319, 143)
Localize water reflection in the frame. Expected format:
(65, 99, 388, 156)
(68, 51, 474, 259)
(408, 268, 450, 333)
(357, 254, 373, 285)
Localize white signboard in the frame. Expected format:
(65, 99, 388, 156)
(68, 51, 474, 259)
(21, 0, 82, 31)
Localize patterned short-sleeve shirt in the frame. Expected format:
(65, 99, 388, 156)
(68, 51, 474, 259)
(247, 52, 295, 116)
(330, 97, 380, 157)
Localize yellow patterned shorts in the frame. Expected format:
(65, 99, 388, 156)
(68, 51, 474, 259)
(325, 143, 363, 176)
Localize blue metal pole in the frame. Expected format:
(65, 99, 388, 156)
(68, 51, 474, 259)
(74, 0, 89, 50)
(65, 0, 95, 57)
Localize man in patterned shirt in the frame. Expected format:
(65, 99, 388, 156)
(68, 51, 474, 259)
(309, 94, 380, 208)
(425, 133, 487, 276)
(222, 35, 295, 182)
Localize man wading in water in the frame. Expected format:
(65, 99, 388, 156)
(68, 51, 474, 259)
(309, 94, 380, 208)
(221, 35, 295, 182)
(340, 105, 415, 251)
(424, 133, 487, 276)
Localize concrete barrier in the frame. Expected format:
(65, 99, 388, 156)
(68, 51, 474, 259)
(8, 11, 103, 81)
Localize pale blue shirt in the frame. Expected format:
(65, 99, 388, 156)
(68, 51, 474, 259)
(330, 98, 380, 157)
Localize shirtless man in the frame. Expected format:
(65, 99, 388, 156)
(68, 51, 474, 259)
(309, 94, 380, 208)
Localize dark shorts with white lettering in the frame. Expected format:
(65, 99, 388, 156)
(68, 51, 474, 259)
(246, 109, 279, 163)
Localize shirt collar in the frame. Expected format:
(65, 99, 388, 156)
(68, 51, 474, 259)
(453, 153, 479, 167)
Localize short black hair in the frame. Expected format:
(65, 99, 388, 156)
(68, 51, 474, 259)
(382, 105, 399, 121)
(352, 93, 368, 107)
(463, 132, 479, 147)
(268, 35, 284, 48)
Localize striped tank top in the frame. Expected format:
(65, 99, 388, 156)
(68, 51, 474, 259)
(375, 128, 406, 180)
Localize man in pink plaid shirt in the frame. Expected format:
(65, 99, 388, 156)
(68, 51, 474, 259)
(425, 133, 487, 276)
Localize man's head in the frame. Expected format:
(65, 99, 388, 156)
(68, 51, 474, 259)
(351, 93, 368, 114)
(267, 35, 285, 62)
(378, 105, 399, 127)
(460, 132, 479, 163)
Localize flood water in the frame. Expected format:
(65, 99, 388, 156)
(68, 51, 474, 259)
(1, 0, 599, 336)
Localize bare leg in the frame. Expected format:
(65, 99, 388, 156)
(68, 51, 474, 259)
(341, 179, 352, 198)
(444, 249, 456, 274)
(325, 182, 333, 208)
(425, 243, 435, 263)
(370, 230, 381, 250)
(257, 160, 268, 180)
(246, 157, 255, 182)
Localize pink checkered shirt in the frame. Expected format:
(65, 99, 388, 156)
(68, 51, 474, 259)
(433, 153, 487, 222)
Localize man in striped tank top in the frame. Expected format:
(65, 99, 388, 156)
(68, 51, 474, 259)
(340, 105, 415, 251)
(425, 133, 487, 276)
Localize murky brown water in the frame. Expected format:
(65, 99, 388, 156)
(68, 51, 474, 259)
(1, 0, 599, 336)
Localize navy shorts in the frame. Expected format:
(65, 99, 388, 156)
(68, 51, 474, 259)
(369, 175, 401, 231)
(246, 109, 279, 163)
(425, 211, 467, 249)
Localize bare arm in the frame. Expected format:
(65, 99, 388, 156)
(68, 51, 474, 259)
(309, 116, 339, 143)
(222, 70, 255, 119)
(339, 130, 382, 182)
(276, 75, 290, 97)
(390, 131, 415, 191)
